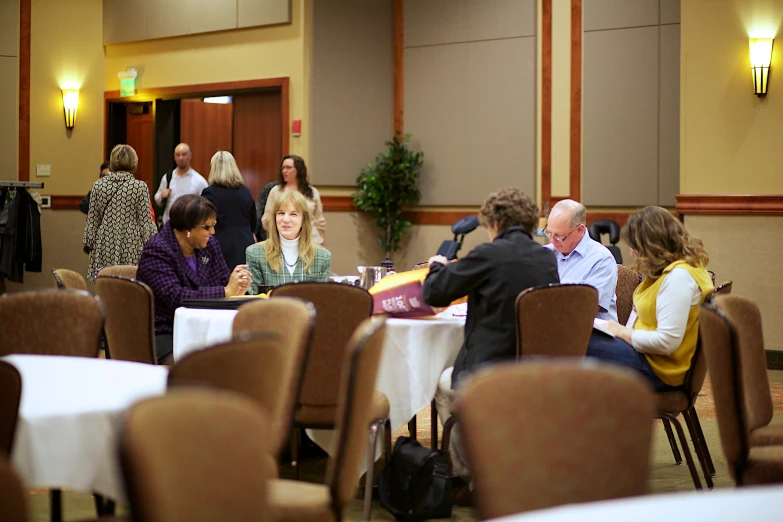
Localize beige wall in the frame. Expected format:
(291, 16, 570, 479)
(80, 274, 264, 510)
(582, 0, 680, 207)
(103, 0, 292, 45)
(104, 0, 311, 173)
(0, 0, 19, 182)
(29, 0, 105, 194)
(5, 210, 91, 293)
(684, 215, 783, 352)
(681, 0, 783, 194)
(310, 0, 393, 186)
(404, 0, 537, 206)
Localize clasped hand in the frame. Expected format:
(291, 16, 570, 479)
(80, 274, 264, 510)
(226, 264, 252, 296)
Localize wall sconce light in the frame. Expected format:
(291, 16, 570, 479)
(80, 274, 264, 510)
(749, 38, 774, 96)
(61, 89, 79, 129)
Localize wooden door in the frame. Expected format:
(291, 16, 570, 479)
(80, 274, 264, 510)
(125, 103, 154, 195)
(232, 91, 283, 201)
(180, 99, 234, 179)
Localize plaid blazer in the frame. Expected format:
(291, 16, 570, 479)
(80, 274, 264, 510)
(245, 242, 331, 293)
(137, 221, 230, 334)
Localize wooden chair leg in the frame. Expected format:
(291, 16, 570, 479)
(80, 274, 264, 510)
(431, 399, 439, 450)
(657, 413, 702, 489)
(50, 489, 62, 522)
(661, 418, 682, 464)
(290, 427, 300, 480)
(689, 407, 715, 477)
(683, 409, 714, 489)
(363, 421, 382, 522)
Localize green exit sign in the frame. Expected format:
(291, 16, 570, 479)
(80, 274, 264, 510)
(120, 77, 136, 96)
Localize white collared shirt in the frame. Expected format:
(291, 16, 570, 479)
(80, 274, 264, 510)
(154, 168, 208, 223)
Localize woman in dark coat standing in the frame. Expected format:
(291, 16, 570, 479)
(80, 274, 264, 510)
(201, 151, 256, 268)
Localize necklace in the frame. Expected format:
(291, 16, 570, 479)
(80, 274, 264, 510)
(281, 251, 298, 268)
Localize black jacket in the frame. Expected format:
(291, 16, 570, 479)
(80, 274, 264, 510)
(0, 188, 42, 283)
(201, 185, 256, 270)
(423, 226, 559, 386)
(254, 180, 279, 240)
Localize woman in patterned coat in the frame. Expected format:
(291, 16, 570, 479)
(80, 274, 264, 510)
(246, 191, 330, 292)
(82, 144, 157, 280)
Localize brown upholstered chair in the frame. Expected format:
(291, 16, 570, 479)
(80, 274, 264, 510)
(516, 283, 598, 357)
(120, 389, 274, 521)
(97, 265, 137, 279)
(432, 283, 599, 450)
(0, 289, 104, 357)
(267, 317, 388, 522)
(0, 456, 29, 522)
(615, 264, 642, 327)
(455, 362, 654, 519)
(714, 281, 733, 295)
(699, 296, 783, 485)
(0, 361, 21, 458)
(168, 325, 311, 459)
(52, 268, 87, 290)
(95, 275, 157, 364)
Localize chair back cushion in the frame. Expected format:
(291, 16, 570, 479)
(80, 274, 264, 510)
(0, 290, 104, 357)
(456, 362, 654, 519)
(52, 268, 87, 290)
(587, 220, 621, 244)
(0, 456, 28, 522)
(121, 390, 272, 522)
(714, 296, 773, 432)
(615, 265, 642, 326)
(0, 362, 22, 457)
(96, 276, 156, 364)
(271, 283, 373, 414)
(169, 327, 307, 457)
(97, 265, 138, 279)
(516, 284, 597, 357)
(699, 299, 747, 480)
(327, 317, 387, 507)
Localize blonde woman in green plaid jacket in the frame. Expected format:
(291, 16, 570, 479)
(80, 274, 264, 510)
(246, 190, 331, 293)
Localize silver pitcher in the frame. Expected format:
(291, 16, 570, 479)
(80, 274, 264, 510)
(357, 266, 387, 290)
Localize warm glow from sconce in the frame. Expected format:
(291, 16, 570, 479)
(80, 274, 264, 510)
(749, 38, 774, 96)
(62, 89, 79, 129)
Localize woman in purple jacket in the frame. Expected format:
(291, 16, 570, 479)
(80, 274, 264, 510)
(137, 194, 252, 363)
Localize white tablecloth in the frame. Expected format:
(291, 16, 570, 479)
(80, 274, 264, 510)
(173, 306, 465, 436)
(487, 486, 783, 522)
(6, 355, 168, 502)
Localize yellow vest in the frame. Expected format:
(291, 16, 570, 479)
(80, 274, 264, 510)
(633, 260, 714, 386)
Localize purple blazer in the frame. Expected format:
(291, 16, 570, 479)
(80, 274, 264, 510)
(137, 221, 230, 334)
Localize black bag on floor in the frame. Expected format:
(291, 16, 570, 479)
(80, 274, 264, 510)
(378, 436, 452, 522)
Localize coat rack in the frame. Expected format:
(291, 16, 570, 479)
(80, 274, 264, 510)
(0, 181, 44, 188)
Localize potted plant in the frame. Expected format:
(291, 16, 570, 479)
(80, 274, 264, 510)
(353, 133, 424, 266)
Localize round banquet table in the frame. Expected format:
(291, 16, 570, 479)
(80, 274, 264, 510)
(5, 354, 168, 503)
(485, 486, 783, 522)
(173, 306, 466, 452)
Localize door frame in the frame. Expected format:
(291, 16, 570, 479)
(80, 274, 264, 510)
(104, 77, 290, 162)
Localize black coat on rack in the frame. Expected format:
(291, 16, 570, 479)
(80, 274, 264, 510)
(0, 187, 42, 283)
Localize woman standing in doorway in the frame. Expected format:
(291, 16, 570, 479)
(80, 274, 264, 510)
(261, 155, 326, 244)
(201, 151, 256, 269)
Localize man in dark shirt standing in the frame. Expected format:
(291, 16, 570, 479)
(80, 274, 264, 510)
(79, 162, 110, 215)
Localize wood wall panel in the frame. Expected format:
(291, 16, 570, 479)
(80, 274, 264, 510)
(232, 91, 282, 201)
(125, 106, 154, 194)
(18, 0, 29, 181)
(180, 99, 233, 180)
(676, 194, 783, 215)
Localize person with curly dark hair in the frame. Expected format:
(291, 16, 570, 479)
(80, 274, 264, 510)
(587, 206, 714, 391)
(261, 155, 326, 244)
(423, 187, 559, 483)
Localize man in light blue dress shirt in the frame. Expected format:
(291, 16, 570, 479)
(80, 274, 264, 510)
(543, 199, 618, 321)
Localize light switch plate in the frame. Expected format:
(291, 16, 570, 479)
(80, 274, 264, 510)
(36, 164, 51, 177)
(40, 196, 51, 208)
